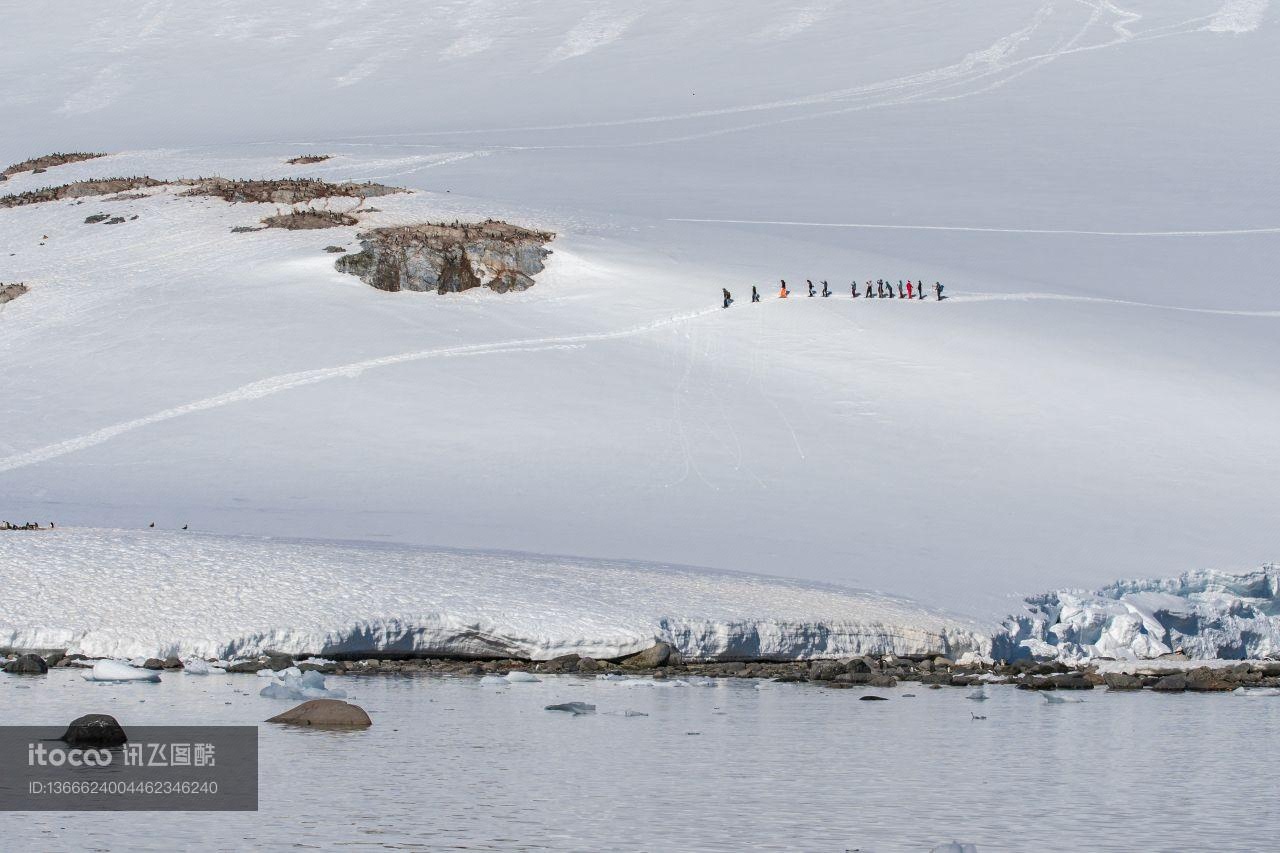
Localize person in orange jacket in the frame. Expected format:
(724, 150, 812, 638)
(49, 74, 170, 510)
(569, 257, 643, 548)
(778, 280, 789, 298)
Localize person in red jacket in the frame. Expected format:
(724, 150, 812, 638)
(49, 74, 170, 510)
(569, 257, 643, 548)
(906, 281, 914, 299)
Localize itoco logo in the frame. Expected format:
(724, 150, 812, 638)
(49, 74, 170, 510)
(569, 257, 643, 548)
(28, 743, 113, 767)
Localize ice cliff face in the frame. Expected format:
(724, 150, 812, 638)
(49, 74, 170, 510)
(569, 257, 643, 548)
(336, 220, 554, 294)
(0, 529, 984, 662)
(995, 565, 1280, 662)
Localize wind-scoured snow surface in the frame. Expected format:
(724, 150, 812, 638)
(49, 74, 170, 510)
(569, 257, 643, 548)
(1000, 565, 1280, 661)
(0, 529, 988, 661)
(1, 1, 1277, 616)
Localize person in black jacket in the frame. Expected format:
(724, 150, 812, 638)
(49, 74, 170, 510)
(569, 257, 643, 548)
(722, 288, 732, 309)
(807, 279, 816, 297)
(751, 285, 760, 303)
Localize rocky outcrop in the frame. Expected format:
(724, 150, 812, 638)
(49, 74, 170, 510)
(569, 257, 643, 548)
(1, 176, 401, 208)
(0, 283, 28, 305)
(0, 177, 166, 207)
(182, 177, 399, 205)
(1, 152, 106, 181)
(335, 220, 555, 294)
(286, 154, 332, 165)
(261, 210, 357, 230)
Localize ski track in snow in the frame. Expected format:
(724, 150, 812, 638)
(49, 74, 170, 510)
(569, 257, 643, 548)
(667, 217, 1280, 238)
(316, 0, 1249, 150)
(0, 307, 720, 475)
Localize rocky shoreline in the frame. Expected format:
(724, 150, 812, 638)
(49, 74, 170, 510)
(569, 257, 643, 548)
(12, 643, 1279, 694)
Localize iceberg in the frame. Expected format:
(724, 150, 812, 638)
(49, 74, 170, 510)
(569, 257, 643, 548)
(81, 660, 161, 682)
(996, 565, 1280, 662)
(258, 669, 347, 700)
(504, 671, 541, 683)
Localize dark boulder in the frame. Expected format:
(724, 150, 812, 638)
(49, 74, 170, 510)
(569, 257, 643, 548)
(621, 642, 673, 669)
(61, 714, 127, 747)
(1151, 674, 1188, 692)
(1103, 672, 1143, 691)
(1185, 667, 1234, 692)
(536, 654, 582, 674)
(4, 653, 49, 675)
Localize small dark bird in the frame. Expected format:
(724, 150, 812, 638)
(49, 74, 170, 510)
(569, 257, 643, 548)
(182, 524, 188, 530)
(149, 522, 155, 528)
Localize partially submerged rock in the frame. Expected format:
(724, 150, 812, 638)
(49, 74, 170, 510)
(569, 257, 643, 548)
(335, 220, 554, 294)
(286, 154, 332, 165)
(61, 713, 127, 747)
(266, 699, 371, 728)
(4, 653, 49, 674)
(546, 702, 596, 714)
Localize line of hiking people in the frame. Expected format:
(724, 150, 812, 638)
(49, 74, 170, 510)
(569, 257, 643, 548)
(724, 279, 945, 308)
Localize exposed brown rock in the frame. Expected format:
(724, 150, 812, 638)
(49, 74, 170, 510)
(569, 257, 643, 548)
(0, 283, 28, 305)
(261, 210, 357, 230)
(336, 219, 554, 294)
(266, 699, 372, 728)
(1, 152, 107, 181)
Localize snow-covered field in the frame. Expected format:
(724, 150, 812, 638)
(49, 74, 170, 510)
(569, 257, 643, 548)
(1, 1, 1277, 647)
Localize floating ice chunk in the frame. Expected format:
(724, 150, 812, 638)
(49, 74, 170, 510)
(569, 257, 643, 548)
(1042, 693, 1082, 704)
(82, 660, 160, 682)
(129, 657, 148, 668)
(931, 842, 979, 853)
(623, 710, 648, 717)
(259, 669, 346, 700)
(504, 671, 540, 683)
(256, 668, 275, 678)
(1235, 687, 1280, 697)
(966, 687, 988, 701)
(595, 673, 627, 681)
(545, 702, 595, 714)
(684, 676, 716, 687)
(181, 659, 224, 675)
(479, 674, 509, 686)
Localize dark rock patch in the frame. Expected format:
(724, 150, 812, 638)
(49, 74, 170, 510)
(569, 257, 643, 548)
(62, 714, 127, 747)
(4, 653, 49, 674)
(286, 154, 333, 165)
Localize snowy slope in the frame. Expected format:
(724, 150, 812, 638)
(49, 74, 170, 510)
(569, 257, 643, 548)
(1, 1, 1277, 618)
(0, 528, 989, 661)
